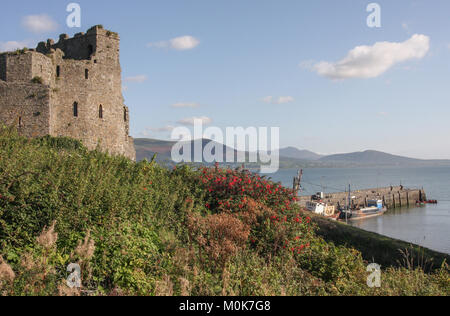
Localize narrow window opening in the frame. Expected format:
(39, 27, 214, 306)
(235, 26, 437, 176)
(85, 69, 89, 79)
(99, 105, 103, 119)
(73, 102, 78, 117)
(18, 116, 22, 128)
(124, 107, 127, 122)
(56, 66, 60, 78)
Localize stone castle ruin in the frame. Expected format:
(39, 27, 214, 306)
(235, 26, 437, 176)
(0, 25, 135, 160)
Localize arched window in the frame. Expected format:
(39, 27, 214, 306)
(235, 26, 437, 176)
(99, 105, 103, 119)
(124, 107, 127, 122)
(73, 102, 78, 117)
(85, 69, 89, 79)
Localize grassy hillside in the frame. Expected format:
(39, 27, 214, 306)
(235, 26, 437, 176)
(0, 127, 448, 296)
(304, 212, 450, 272)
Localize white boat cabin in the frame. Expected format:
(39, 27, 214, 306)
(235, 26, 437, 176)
(306, 201, 325, 215)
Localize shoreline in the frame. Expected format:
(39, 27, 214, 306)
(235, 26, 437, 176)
(302, 210, 450, 270)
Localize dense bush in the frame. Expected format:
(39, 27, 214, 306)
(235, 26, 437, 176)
(0, 127, 448, 296)
(31, 76, 44, 84)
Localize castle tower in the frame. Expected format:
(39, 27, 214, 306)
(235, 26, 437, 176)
(0, 25, 135, 160)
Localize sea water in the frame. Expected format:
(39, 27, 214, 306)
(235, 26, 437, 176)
(267, 166, 450, 255)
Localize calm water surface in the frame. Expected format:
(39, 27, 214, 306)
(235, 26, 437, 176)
(267, 166, 450, 255)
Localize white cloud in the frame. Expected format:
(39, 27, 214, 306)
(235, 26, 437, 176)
(140, 125, 176, 137)
(262, 96, 295, 104)
(275, 96, 295, 104)
(21, 14, 58, 34)
(171, 36, 200, 50)
(177, 116, 212, 126)
(0, 40, 30, 52)
(123, 75, 148, 83)
(262, 96, 273, 103)
(172, 102, 200, 108)
(143, 125, 175, 134)
(147, 36, 200, 51)
(153, 126, 176, 132)
(308, 34, 430, 80)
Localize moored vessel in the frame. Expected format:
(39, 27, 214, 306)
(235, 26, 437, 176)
(339, 199, 387, 221)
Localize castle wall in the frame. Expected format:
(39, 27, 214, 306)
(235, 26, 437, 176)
(48, 27, 134, 160)
(49, 53, 134, 158)
(0, 51, 53, 84)
(1, 53, 33, 82)
(0, 54, 6, 81)
(31, 53, 54, 85)
(52, 32, 97, 60)
(0, 81, 51, 137)
(0, 26, 136, 160)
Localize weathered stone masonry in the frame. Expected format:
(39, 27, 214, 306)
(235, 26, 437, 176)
(0, 25, 136, 160)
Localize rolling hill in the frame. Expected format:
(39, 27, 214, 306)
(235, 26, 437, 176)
(279, 147, 324, 161)
(134, 138, 450, 168)
(134, 138, 247, 166)
(319, 150, 450, 166)
(134, 138, 176, 162)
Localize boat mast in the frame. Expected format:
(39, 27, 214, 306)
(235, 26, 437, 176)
(346, 183, 351, 224)
(293, 169, 303, 195)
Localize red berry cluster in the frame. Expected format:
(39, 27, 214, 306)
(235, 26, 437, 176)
(198, 166, 297, 213)
(196, 165, 314, 254)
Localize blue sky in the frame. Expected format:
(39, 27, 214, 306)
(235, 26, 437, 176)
(1, 0, 450, 158)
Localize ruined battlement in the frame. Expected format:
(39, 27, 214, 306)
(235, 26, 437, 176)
(0, 25, 120, 84)
(35, 25, 119, 61)
(0, 26, 135, 160)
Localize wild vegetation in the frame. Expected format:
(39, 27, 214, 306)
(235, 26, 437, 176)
(31, 76, 44, 84)
(0, 127, 448, 296)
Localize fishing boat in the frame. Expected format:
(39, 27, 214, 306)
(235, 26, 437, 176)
(339, 199, 387, 221)
(306, 201, 336, 217)
(306, 201, 326, 215)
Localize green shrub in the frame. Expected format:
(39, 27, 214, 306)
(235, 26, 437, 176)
(31, 76, 43, 84)
(0, 128, 448, 296)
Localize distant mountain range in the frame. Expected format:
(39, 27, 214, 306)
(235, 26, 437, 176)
(134, 138, 450, 168)
(135, 138, 176, 162)
(135, 138, 241, 164)
(319, 150, 423, 165)
(279, 147, 324, 161)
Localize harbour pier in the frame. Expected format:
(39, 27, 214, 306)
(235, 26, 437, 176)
(297, 186, 427, 210)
